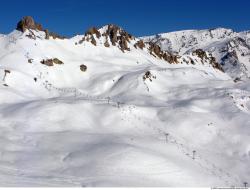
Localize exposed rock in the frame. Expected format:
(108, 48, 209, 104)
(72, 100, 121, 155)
(119, 37, 130, 52)
(35, 23, 43, 31)
(41, 59, 53, 66)
(163, 52, 179, 64)
(191, 49, 224, 71)
(192, 49, 208, 60)
(48, 31, 66, 40)
(80, 24, 134, 52)
(143, 71, 156, 82)
(80, 64, 87, 72)
(85, 27, 101, 39)
(104, 39, 110, 47)
(16, 16, 65, 40)
(26, 30, 36, 39)
(148, 42, 162, 58)
(90, 36, 97, 46)
(148, 42, 179, 64)
(190, 58, 195, 65)
(79, 27, 102, 45)
(16, 16, 43, 32)
(45, 29, 50, 40)
(105, 24, 119, 45)
(234, 77, 241, 83)
(53, 58, 64, 65)
(103, 24, 133, 52)
(40, 58, 64, 66)
(134, 40, 145, 49)
(210, 56, 224, 71)
(28, 59, 33, 63)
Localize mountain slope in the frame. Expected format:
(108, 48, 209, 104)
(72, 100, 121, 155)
(142, 28, 250, 80)
(0, 17, 249, 187)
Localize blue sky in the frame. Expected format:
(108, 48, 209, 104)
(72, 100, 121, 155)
(0, 0, 249, 37)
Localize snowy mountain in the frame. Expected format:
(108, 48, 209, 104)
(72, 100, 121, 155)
(0, 16, 249, 187)
(142, 28, 250, 80)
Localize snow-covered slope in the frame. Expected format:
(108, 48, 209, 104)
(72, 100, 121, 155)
(0, 17, 250, 187)
(142, 28, 250, 79)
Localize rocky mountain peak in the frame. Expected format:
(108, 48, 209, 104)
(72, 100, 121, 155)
(16, 16, 43, 32)
(79, 24, 134, 52)
(16, 16, 65, 40)
(103, 24, 134, 51)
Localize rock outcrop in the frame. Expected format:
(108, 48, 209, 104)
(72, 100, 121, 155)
(143, 71, 156, 82)
(16, 16, 43, 32)
(44, 29, 65, 40)
(103, 24, 133, 52)
(16, 16, 65, 40)
(148, 42, 179, 64)
(41, 58, 64, 66)
(134, 40, 145, 50)
(85, 27, 101, 39)
(79, 24, 134, 52)
(192, 49, 224, 71)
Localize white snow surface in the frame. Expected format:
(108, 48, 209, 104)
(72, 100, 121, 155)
(0, 28, 250, 187)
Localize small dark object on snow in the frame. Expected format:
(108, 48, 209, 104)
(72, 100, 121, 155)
(41, 59, 54, 66)
(80, 64, 87, 72)
(28, 59, 33, 63)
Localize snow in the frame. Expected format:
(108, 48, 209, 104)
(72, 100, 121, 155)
(142, 28, 250, 80)
(0, 28, 250, 187)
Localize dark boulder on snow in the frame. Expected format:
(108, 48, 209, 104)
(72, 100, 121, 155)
(41, 59, 54, 66)
(40, 58, 64, 66)
(80, 64, 87, 72)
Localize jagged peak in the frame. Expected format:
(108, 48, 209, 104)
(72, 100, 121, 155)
(78, 24, 135, 52)
(16, 16, 43, 32)
(99, 24, 132, 36)
(16, 16, 66, 40)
